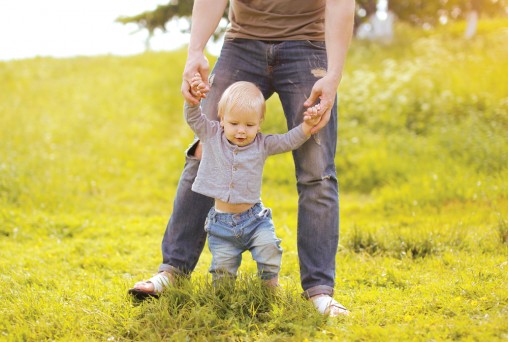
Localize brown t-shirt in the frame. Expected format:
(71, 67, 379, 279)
(225, 0, 325, 41)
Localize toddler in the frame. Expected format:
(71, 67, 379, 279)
(186, 74, 322, 287)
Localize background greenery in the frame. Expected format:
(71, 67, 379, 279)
(1, 19, 507, 341)
(117, 0, 508, 39)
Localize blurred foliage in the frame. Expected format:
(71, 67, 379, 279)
(356, 0, 507, 27)
(116, 0, 227, 42)
(391, 0, 507, 26)
(117, 0, 508, 40)
(335, 20, 508, 209)
(116, 0, 194, 36)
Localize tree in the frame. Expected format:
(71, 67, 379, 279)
(118, 0, 507, 47)
(354, 0, 507, 40)
(381, 0, 507, 27)
(116, 0, 227, 50)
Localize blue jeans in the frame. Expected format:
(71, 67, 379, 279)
(204, 203, 282, 281)
(160, 39, 339, 298)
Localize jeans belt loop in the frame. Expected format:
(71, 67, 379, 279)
(258, 208, 270, 218)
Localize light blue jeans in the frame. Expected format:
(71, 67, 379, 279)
(204, 203, 282, 282)
(160, 38, 339, 298)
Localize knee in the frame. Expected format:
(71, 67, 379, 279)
(297, 172, 337, 187)
(296, 172, 338, 206)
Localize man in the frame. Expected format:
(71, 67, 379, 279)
(130, 0, 355, 317)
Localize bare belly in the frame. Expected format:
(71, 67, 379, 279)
(214, 199, 255, 214)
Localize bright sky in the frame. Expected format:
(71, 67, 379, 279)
(0, 0, 212, 61)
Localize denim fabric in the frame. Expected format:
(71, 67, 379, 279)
(160, 39, 339, 297)
(204, 203, 282, 281)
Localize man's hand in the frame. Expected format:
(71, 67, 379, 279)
(181, 53, 211, 105)
(303, 74, 339, 134)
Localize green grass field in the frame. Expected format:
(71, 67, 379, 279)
(1, 20, 507, 341)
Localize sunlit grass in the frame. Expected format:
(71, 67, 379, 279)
(1, 20, 507, 340)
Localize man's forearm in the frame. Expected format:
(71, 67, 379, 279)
(188, 0, 229, 54)
(325, 0, 355, 86)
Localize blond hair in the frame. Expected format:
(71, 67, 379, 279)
(217, 81, 265, 121)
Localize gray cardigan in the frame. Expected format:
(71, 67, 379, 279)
(185, 103, 309, 204)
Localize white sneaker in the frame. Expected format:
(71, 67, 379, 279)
(128, 272, 173, 300)
(310, 295, 350, 317)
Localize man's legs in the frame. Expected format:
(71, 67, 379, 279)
(273, 40, 348, 316)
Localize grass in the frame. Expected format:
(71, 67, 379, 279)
(1, 19, 507, 340)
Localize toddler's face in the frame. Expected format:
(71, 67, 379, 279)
(221, 108, 261, 146)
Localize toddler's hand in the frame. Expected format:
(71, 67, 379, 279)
(190, 73, 207, 99)
(303, 103, 322, 126)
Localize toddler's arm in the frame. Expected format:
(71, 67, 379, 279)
(263, 104, 324, 155)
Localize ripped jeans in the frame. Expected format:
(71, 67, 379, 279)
(204, 203, 282, 282)
(160, 38, 339, 298)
